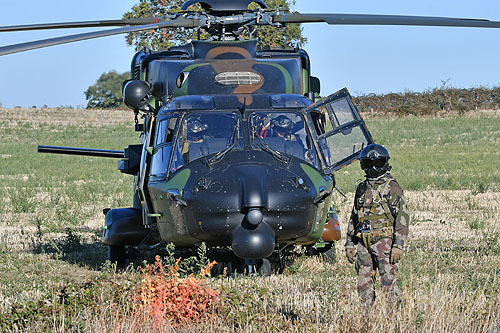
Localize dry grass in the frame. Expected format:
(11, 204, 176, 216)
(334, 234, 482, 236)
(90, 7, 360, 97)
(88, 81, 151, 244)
(0, 107, 132, 126)
(3, 189, 498, 332)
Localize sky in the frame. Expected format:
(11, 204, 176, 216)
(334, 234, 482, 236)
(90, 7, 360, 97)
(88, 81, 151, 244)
(0, 0, 499, 108)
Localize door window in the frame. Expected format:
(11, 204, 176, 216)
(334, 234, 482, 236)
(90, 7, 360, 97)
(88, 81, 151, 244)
(303, 88, 373, 171)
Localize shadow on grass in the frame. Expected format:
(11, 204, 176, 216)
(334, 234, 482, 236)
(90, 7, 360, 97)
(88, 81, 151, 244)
(30, 227, 165, 271)
(31, 227, 108, 269)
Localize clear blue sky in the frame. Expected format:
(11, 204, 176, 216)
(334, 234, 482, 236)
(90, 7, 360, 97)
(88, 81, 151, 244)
(1, 0, 499, 108)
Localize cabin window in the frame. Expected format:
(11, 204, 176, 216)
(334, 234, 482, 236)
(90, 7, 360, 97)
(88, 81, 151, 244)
(329, 98, 357, 127)
(249, 111, 317, 165)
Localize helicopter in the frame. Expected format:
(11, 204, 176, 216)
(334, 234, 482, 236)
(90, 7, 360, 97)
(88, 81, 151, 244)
(2, 0, 500, 275)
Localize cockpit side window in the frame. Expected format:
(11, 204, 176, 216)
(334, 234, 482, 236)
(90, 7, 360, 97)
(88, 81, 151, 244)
(154, 118, 177, 146)
(310, 106, 333, 136)
(170, 112, 242, 171)
(150, 117, 178, 177)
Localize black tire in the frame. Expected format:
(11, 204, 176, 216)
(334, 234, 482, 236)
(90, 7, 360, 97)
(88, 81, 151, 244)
(316, 242, 333, 254)
(257, 258, 271, 276)
(107, 245, 127, 269)
(210, 261, 226, 277)
(320, 244, 336, 264)
(228, 258, 245, 277)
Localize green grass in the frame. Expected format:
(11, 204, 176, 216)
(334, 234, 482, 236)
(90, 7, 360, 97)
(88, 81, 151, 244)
(334, 115, 500, 192)
(0, 119, 137, 213)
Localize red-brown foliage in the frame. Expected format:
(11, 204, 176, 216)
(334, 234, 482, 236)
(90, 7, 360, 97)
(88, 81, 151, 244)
(133, 255, 220, 328)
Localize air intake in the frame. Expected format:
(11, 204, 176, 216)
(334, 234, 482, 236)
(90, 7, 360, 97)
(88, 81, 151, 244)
(215, 71, 261, 85)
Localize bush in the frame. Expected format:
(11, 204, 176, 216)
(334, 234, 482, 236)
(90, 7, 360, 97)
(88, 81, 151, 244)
(133, 255, 220, 329)
(353, 85, 500, 116)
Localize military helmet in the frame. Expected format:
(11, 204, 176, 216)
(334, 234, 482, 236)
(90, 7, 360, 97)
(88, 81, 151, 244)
(187, 119, 208, 140)
(359, 144, 391, 178)
(271, 115, 293, 135)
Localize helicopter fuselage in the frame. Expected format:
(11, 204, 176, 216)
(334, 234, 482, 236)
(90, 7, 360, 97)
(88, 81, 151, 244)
(36, 39, 373, 261)
(138, 94, 333, 259)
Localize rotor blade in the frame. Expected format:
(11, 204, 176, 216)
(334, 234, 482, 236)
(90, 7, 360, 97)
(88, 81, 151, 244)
(0, 17, 200, 56)
(0, 18, 173, 32)
(274, 13, 500, 28)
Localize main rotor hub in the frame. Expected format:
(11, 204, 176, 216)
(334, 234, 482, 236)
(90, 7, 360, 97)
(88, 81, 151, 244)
(181, 0, 267, 12)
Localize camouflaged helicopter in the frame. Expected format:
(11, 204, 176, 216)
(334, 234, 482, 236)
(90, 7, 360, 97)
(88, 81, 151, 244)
(2, 0, 500, 274)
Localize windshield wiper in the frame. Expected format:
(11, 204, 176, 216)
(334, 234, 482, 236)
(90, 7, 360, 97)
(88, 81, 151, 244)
(253, 127, 290, 164)
(208, 118, 240, 166)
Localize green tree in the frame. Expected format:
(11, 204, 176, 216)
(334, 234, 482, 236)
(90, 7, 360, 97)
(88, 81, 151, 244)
(84, 71, 131, 109)
(123, 0, 306, 51)
(249, 0, 306, 49)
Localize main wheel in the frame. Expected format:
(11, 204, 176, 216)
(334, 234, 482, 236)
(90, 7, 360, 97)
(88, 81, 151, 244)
(228, 258, 245, 277)
(210, 261, 226, 277)
(320, 242, 336, 264)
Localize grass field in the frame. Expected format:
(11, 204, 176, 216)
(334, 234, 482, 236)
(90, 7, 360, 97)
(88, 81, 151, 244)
(0, 107, 499, 331)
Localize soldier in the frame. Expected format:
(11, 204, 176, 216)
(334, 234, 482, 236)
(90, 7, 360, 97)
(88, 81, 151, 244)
(182, 118, 210, 161)
(270, 115, 295, 140)
(345, 144, 409, 306)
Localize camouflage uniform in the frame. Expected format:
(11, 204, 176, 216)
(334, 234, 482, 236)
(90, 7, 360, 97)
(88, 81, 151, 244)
(345, 172, 409, 305)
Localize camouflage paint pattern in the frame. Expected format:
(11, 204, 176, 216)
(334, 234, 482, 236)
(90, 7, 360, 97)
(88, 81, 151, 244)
(140, 40, 304, 106)
(299, 163, 334, 241)
(355, 238, 400, 306)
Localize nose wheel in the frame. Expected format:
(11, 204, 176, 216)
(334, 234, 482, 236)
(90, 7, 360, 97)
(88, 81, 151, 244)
(256, 258, 271, 276)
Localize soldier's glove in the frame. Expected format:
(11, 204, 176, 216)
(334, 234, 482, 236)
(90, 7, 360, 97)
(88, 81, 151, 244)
(390, 247, 403, 264)
(345, 247, 356, 264)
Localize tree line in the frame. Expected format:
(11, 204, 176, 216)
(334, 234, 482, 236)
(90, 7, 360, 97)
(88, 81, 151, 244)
(86, 68, 500, 114)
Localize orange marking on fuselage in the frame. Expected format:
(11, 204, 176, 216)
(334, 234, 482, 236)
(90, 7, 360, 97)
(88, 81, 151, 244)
(206, 46, 263, 105)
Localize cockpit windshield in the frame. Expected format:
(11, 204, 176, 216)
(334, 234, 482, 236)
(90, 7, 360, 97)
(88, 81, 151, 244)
(170, 112, 242, 172)
(249, 111, 317, 166)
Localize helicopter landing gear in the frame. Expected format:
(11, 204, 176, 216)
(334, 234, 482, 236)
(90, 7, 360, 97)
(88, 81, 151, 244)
(210, 261, 226, 277)
(305, 241, 337, 264)
(209, 258, 244, 277)
(209, 256, 272, 277)
(107, 245, 127, 269)
(319, 243, 336, 264)
(256, 258, 271, 276)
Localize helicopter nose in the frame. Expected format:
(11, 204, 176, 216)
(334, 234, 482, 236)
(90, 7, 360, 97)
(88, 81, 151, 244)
(246, 208, 263, 226)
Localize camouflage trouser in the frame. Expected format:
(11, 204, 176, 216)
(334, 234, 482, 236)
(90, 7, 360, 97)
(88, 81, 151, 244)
(356, 237, 400, 306)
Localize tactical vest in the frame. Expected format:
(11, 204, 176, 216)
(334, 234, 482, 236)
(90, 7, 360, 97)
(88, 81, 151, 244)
(356, 176, 396, 251)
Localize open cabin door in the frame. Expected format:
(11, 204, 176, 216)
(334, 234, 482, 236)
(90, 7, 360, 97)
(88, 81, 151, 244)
(302, 88, 374, 172)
